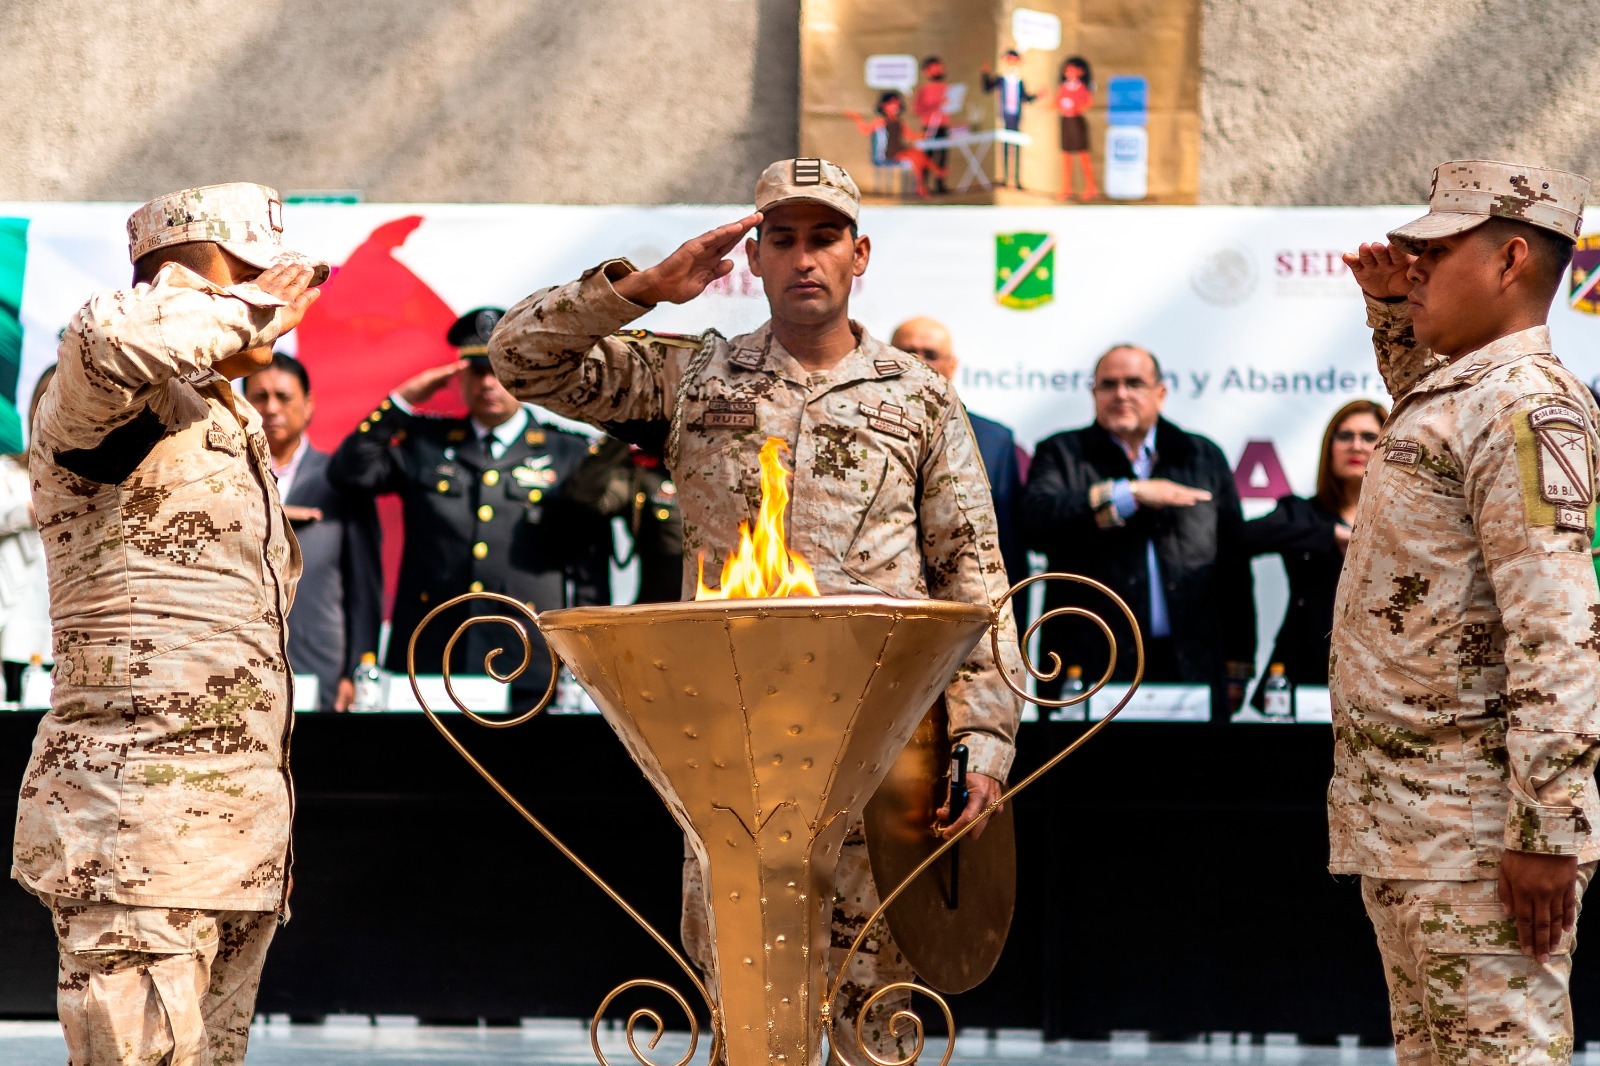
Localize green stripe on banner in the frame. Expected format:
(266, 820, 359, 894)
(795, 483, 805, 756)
(0, 218, 27, 454)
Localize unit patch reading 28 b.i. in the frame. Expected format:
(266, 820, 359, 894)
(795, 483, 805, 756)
(1529, 403, 1594, 531)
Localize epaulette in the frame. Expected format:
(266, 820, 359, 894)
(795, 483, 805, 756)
(618, 328, 703, 349)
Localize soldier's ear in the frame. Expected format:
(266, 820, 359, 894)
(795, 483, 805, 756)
(746, 236, 762, 277)
(853, 235, 871, 277)
(1499, 235, 1534, 293)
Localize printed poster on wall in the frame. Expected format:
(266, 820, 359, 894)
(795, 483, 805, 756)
(800, 0, 1201, 205)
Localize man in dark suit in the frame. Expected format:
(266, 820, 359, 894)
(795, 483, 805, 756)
(1021, 344, 1255, 713)
(328, 309, 611, 707)
(890, 318, 1027, 593)
(244, 353, 383, 711)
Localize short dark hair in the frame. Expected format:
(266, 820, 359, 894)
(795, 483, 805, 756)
(132, 240, 220, 285)
(921, 55, 942, 70)
(754, 219, 860, 242)
(244, 351, 311, 396)
(1472, 216, 1575, 299)
(1003, 49, 1021, 60)
(1093, 343, 1162, 383)
(875, 90, 904, 117)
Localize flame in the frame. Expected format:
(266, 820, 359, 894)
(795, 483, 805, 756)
(695, 437, 819, 600)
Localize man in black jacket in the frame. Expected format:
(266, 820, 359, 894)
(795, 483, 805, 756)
(328, 308, 612, 707)
(1022, 344, 1254, 713)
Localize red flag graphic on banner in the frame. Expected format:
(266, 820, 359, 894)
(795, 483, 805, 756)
(295, 215, 463, 448)
(294, 215, 464, 617)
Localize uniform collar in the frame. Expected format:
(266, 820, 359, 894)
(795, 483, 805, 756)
(1398, 325, 1553, 399)
(728, 321, 908, 386)
(471, 406, 530, 450)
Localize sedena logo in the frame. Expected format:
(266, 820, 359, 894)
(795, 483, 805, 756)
(1570, 235, 1600, 316)
(994, 232, 1055, 310)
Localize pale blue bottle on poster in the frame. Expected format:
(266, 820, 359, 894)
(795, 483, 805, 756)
(1105, 76, 1149, 201)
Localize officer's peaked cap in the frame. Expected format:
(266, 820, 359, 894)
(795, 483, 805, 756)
(447, 306, 506, 363)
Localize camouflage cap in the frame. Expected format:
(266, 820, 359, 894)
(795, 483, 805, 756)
(127, 182, 330, 285)
(1388, 160, 1591, 254)
(754, 158, 860, 224)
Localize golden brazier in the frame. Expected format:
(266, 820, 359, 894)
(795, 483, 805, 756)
(536, 594, 994, 1066)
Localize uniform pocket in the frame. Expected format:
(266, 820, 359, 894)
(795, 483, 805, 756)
(54, 896, 218, 955)
(1418, 903, 1535, 956)
(840, 453, 923, 594)
(52, 642, 130, 688)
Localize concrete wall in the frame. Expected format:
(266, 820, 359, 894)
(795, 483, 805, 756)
(0, 0, 802, 204)
(1200, 0, 1600, 205)
(3, 0, 1597, 205)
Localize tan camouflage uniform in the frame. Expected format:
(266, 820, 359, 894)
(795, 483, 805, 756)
(1362, 866, 1595, 1064)
(11, 196, 307, 1062)
(46, 895, 277, 1066)
(1331, 296, 1600, 1062)
(489, 259, 1023, 1062)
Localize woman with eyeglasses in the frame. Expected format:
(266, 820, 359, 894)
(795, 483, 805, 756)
(1241, 399, 1387, 707)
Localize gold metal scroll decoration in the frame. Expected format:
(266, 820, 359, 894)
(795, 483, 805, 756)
(828, 573, 1144, 1066)
(406, 593, 720, 1066)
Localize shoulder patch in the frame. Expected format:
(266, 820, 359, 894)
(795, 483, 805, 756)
(1514, 402, 1594, 533)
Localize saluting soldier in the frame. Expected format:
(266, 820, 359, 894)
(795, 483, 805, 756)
(487, 158, 1023, 1062)
(13, 183, 322, 1066)
(328, 308, 611, 706)
(1337, 161, 1600, 1062)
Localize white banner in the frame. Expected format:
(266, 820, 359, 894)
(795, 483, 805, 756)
(10, 202, 1600, 671)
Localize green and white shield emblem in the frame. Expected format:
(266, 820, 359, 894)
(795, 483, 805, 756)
(995, 232, 1055, 310)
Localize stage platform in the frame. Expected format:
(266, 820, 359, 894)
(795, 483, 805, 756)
(6, 713, 1600, 1044)
(0, 1018, 1443, 1065)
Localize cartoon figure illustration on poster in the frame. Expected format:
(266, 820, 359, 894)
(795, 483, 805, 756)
(912, 56, 951, 195)
(981, 50, 1037, 189)
(845, 91, 947, 198)
(1056, 55, 1098, 202)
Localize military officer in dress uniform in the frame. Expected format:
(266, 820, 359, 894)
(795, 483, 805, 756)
(328, 308, 611, 706)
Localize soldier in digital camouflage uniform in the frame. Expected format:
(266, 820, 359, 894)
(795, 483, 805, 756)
(1336, 160, 1600, 1064)
(10, 183, 324, 1066)
(488, 158, 1023, 1063)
